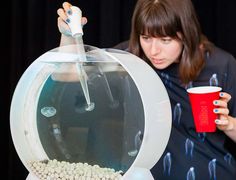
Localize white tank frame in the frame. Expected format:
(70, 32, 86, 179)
(10, 45, 172, 180)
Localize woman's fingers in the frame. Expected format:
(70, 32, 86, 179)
(57, 17, 71, 36)
(58, 3, 88, 25)
(62, 2, 72, 14)
(213, 107, 229, 115)
(214, 92, 234, 132)
(57, 2, 88, 37)
(219, 92, 231, 102)
(213, 92, 230, 116)
(215, 119, 229, 125)
(215, 116, 235, 131)
(213, 100, 227, 108)
(57, 8, 69, 22)
(57, 2, 72, 23)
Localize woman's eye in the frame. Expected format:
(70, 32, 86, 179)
(161, 38, 172, 44)
(141, 36, 150, 40)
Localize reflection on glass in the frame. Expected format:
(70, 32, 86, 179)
(98, 66, 119, 109)
(51, 124, 71, 160)
(128, 130, 142, 157)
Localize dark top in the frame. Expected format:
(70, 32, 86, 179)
(114, 42, 236, 180)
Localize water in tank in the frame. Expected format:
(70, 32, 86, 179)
(10, 44, 172, 180)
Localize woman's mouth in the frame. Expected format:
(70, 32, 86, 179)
(152, 58, 164, 64)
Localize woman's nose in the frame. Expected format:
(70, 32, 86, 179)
(150, 40, 161, 55)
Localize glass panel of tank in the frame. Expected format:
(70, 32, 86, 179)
(35, 45, 144, 175)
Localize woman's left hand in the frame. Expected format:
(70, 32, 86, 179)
(214, 92, 235, 131)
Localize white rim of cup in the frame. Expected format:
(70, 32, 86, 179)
(187, 86, 222, 94)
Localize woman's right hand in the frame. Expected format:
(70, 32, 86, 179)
(57, 2, 87, 37)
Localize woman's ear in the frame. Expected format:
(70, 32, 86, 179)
(176, 32, 183, 40)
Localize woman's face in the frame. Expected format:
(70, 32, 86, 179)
(140, 35, 183, 69)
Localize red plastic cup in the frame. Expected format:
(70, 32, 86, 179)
(187, 86, 222, 132)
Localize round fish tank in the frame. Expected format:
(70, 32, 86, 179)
(10, 45, 172, 180)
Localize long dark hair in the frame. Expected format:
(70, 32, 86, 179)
(129, 0, 213, 84)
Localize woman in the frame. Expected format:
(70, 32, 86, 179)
(57, 0, 236, 179)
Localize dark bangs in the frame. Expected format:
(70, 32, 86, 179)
(137, 4, 181, 38)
